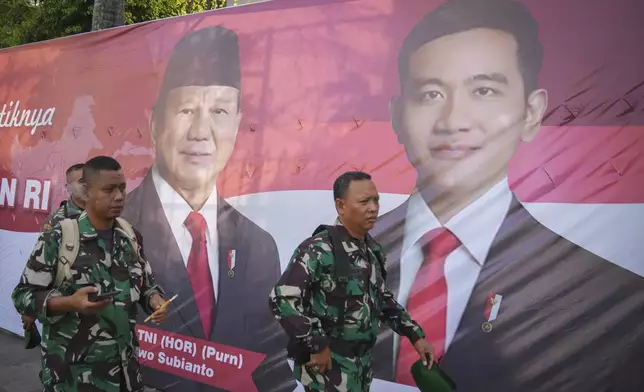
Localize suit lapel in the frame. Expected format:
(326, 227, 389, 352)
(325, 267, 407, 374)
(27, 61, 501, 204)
(375, 201, 407, 297)
(371, 201, 408, 380)
(439, 196, 529, 386)
(444, 196, 526, 341)
(210, 196, 239, 340)
(372, 196, 526, 380)
(135, 173, 204, 339)
(371, 194, 642, 390)
(133, 174, 247, 341)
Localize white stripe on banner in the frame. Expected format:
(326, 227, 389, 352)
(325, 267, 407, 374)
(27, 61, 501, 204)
(2, 191, 644, 338)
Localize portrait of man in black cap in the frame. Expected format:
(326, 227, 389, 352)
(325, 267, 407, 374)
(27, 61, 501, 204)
(122, 26, 295, 392)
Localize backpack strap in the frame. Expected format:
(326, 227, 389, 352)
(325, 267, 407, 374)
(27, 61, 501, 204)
(312, 224, 352, 338)
(54, 219, 80, 288)
(115, 217, 140, 257)
(366, 234, 388, 282)
(311, 225, 351, 282)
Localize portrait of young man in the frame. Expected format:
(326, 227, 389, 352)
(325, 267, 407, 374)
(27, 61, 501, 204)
(370, 0, 644, 391)
(121, 26, 294, 392)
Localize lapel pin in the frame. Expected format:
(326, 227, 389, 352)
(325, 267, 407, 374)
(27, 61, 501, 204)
(482, 293, 503, 333)
(228, 249, 236, 278)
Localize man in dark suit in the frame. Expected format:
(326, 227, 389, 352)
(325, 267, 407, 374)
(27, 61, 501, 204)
(122, 26, 295, 392)
(370, 1, 644, 390)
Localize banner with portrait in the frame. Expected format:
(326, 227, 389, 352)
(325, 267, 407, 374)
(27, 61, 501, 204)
(0, 0, 643, 391)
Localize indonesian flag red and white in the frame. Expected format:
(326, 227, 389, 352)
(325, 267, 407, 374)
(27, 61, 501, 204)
(485, 293, 503, 324)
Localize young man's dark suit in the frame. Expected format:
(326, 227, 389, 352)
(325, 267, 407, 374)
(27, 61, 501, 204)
(122, 172, 294, 392)
(371, 195, 644, 391)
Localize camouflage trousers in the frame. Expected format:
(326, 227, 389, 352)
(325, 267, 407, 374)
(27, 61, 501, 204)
(295, 351, 373, 392)
(42, 358, 144, 392)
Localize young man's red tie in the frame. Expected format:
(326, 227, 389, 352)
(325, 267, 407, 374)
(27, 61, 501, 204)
(395, 227, 461, 385)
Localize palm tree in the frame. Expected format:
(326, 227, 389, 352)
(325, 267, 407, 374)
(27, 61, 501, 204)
(91, 0, 125, 31)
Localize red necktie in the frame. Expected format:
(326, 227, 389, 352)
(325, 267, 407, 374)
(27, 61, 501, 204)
(395, 228, 461, 386)
(184, 211, 215, 340)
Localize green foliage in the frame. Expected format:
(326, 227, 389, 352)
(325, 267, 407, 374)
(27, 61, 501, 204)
(125, 0, 228, 25)
(0, 0, 33, 48)
(0, 0, 228, 49)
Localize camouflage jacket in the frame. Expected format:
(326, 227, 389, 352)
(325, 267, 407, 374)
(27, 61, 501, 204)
(41, 198, 83, 232)
(269, 223, 425, 355)
(19, 200, 84, 326)
(12, 210, 165, 392)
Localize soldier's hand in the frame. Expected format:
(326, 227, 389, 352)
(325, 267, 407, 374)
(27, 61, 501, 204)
(307, 346, 332, 374)
(70, 286, 111, 314)
(148, 294, 168, 325)
(413, 338, 435, 369)
(21, 314, 36, 331)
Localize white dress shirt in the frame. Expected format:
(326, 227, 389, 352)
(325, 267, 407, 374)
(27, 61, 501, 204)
(393, 177, 513, 355)
(151, 166, 220, 300)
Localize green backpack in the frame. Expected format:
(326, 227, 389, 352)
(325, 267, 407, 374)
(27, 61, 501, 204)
(25, 217, 139, 350)
(53, 217, 139, 287)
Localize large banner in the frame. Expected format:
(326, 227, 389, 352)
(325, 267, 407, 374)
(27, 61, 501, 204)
(1, 0, 643, 391)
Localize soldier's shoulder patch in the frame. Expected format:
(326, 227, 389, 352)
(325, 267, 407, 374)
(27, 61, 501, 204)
(42, 222, 52, 231)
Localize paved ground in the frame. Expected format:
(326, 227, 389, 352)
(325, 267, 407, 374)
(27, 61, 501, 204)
(0, 329, 41, 392)
(0, 329, 160, 392)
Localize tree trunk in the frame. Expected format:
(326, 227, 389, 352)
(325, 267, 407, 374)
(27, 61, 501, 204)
(91, 0, 125, 32)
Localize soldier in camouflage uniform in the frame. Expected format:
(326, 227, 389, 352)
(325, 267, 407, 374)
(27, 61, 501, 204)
(12, 156, 169, 392)
(44, 162, 87, 228)
(22, 163, 86, 333)
(269, 171, 434, 392)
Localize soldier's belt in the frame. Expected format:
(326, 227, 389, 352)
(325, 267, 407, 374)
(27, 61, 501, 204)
(329, 338, 374, 358)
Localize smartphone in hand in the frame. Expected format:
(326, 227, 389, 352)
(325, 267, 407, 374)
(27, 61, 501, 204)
(88, 289, 121, 303)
